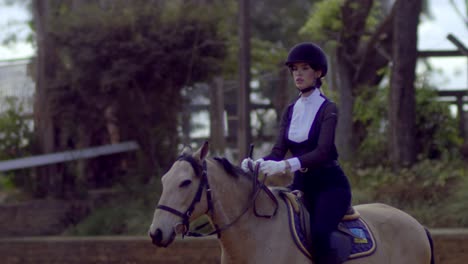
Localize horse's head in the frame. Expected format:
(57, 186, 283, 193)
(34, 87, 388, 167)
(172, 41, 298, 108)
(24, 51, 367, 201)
(149, 141, 210, 247)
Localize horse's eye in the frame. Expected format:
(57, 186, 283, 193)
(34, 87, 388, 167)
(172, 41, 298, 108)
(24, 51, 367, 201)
(179, 179, 192, 188)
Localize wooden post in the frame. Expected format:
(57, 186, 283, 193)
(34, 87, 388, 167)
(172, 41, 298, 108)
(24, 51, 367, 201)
(456, 95, 466, 139)
(446, 34, 468, 139)
(237, 0, 251, 161)
(389, 0, 421, 167)
(209, 77, 226, 155)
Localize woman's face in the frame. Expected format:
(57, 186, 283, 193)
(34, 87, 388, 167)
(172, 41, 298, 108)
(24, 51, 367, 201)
(290, 62, 321, 91)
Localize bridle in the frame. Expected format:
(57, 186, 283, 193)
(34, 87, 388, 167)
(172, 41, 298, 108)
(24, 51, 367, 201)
(156, 155, 212, 237)
(156, 154, 278, 238)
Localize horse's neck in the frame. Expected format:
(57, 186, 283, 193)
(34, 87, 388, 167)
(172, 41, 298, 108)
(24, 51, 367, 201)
(207, 165, 258, 250)
(207, 165, 278, 261)
(208, 165, 253, 228)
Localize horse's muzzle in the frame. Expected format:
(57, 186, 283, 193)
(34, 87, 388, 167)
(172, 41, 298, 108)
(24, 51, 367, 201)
(149, 228, 165, 247)
(149, 228, 175, 248)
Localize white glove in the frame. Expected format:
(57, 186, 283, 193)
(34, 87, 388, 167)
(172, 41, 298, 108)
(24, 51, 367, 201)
(241, 158, 253, 173)
(260, 160, 289, 176)
(241, 158, 264, 173)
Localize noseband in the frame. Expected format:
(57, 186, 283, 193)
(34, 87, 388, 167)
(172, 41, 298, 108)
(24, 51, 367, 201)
(156, 155, 214, 237)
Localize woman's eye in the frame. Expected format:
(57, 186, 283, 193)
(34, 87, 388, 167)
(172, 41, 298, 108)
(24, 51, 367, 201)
(179, 180, 192, 188)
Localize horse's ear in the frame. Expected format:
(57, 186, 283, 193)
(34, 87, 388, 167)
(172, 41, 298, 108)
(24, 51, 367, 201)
(181, 145, 193, 156)
(194, 141, 209, 161)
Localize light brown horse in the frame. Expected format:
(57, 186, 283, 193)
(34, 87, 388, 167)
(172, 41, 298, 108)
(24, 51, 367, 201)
(149, 142, 434, 264)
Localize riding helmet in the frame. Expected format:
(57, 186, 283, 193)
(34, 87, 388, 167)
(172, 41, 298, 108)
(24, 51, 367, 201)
(284, 42, 328, 77)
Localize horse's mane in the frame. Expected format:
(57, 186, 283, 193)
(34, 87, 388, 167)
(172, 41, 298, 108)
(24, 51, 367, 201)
(177, 153, 203, 177)
(212, 157, 248, 179)
(177, 153, 249, 179)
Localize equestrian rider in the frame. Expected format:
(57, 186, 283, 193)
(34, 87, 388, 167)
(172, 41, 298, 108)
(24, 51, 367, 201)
(242, 42, 352, 264)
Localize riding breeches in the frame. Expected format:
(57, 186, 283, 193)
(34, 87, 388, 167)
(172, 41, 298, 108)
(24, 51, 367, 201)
(293, 165, 352, 262)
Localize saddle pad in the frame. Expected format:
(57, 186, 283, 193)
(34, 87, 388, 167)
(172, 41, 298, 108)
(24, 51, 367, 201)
(281, 192, 376, 260)
(341, 218, 376, 259)
(282, 192, 312, 260)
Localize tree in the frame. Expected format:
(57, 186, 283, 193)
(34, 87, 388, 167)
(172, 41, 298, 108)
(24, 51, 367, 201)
(241, 0, 324, 149)
(189, 0, 322, 150)
(389, 0, 422, 167)
(301, 0, 424, 167)
(250, 0, 319, 119)
(33, 0, 61, 197)
(32, 0, 227, 197)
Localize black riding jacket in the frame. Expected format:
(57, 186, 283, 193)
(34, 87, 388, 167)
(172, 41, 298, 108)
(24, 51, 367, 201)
(263, 92, 349, 190)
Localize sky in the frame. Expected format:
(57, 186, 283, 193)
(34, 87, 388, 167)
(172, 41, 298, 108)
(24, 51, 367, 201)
(417, 0, 467, 90)
(0, 0, 466, 88)
(0, 1, 31, 60)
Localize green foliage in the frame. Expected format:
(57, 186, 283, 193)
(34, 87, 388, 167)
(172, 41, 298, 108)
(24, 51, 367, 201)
(300, 0, 343, 42)
(251, 0, 316, 46)
(222, 0, 317, 80)
(40, 1, 227, 191)
(353, 83, 461, 166)
(350, 159, 463, 205)
(353, 85, 389, 166)
(414, 87, 462, 159)
(64, 198, 151, 236)
(0, 98, 31, 160)
(251, 38, 287, 74)
(0, 97, 33, 191)
(347, 158, 467, 227)
(65, 187, 216, 236)
(65, 200, 147, 235)
(28, 0, 333, 197)
(64, 179, 162, 236)
(70, 157, 468, 236)
(300, 0, 382, 43)
(446, 173, 468, 226)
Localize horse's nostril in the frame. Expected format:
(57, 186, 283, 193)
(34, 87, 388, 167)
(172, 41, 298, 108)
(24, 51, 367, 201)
(150, 228, 163, 245)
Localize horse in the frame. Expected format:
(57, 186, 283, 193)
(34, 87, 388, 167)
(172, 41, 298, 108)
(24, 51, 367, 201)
(149, 142, 434, 264)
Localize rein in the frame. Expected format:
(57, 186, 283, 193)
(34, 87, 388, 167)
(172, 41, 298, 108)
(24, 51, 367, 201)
(250, 161, 279, 218)
(156, 155, 278, 238)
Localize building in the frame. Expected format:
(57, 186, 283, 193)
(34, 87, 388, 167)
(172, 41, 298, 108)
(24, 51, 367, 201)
(0, 58, 34, 115)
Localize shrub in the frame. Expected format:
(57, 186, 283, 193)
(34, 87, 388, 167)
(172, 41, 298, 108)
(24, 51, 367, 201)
(354, 85, 461, 167)
(0, 97, 33, 193)
(64, 179, 162, 236)
(346, 159, 467, 227)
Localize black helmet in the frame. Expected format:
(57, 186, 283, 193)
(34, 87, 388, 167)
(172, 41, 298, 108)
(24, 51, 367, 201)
(284, 42, 328, 77)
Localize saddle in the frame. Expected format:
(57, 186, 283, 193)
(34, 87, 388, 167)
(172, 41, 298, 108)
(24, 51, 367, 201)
(278, 189, 376, 262)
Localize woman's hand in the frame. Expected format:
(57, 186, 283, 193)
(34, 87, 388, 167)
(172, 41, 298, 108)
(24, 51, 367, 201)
(240, 158, 253, 172)
(241, 158, 264, 173)
(259, 160, 290, 176)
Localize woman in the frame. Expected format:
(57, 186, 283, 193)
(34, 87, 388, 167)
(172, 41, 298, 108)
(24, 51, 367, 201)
(242, 42, 351, 264)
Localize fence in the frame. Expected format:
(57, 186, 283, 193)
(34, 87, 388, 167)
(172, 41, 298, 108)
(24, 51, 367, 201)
(0, 230, 467, 264)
